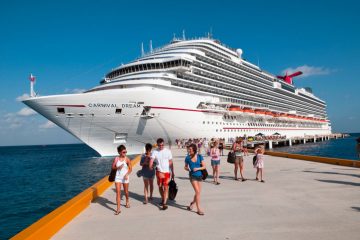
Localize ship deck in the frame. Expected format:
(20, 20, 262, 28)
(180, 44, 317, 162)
(53, 148, 360, 240)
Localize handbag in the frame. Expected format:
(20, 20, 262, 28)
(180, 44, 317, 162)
(168, 179, 178, 200)
(108, 168, 116, 182)
(136, 169, 143, 178)
(253, 155, 257, 167)
(227, 151, 236, 164)
(201, 168, 208, 180)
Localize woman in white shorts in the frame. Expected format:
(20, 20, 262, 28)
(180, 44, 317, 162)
(112, 145, 132, 215)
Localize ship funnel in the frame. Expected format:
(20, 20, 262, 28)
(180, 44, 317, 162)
(236, 49, 243, 59)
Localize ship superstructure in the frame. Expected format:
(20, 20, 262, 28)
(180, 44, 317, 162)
(23, 37, 331, 156)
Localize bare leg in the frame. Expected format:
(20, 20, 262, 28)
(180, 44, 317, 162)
(115, 182, 121, 214)
(159, 186, 164, 204)
(123, 183, 130, 207)
(234, 161, 239, 180)
(212, 165, 216, 183)
(256, 168, 259, 180)
(191, 180, 204, 214)
(163, 185, 169, 205)
(240, 158, 246, 180)
(143, 179, 149, 203)
(149, 178, 154, 199)
(215, 165, 220, 183)
(260, 169, 263, 181)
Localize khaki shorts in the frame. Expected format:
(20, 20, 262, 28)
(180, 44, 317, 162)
(234, 156, 243, 163)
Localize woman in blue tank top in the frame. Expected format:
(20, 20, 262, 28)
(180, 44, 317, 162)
(184, 143, 206, 215)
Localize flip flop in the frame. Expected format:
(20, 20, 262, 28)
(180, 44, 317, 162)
(197, 211, 205, 216)
(125, 203, 130, 208)
(114, 210, 121, 215)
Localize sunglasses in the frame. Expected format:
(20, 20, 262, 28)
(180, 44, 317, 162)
(121, 151, 127, 154)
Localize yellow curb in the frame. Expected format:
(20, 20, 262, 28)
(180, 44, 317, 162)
(11, 154, 141, 240)
(265, 151, 360, 168)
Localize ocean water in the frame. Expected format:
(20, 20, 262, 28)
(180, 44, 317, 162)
(0, 144, 125, 240)
(271, 133, 360, 160)
(1, 135, 359, 239)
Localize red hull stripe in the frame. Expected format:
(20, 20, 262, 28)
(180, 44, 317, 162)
(150, 106, 223, 114)
(47, 104, 86, 107)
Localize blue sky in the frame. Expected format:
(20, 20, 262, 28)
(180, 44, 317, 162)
(0, 0, 359, 146)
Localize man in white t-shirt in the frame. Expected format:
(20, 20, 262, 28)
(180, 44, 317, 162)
(150, 138, 174, 210)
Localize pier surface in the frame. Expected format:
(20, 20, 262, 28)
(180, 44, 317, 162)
(53, 148, 360, 240)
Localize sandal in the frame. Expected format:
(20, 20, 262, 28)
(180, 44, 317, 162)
(162, 204, 168, 210)
(125, 203, 130, 208)
(216, 182, 220, 185)
(234, 178, 240, 181)
(241, 178, 247, 182)
(187, 202, 195, 211)
(197, 211, 205, 216)
(261, 180, 265, 183)
(114, 210, 121, 215)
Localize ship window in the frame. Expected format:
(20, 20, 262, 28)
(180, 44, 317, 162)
(57, 107, 65, 114)
(115, 108, 122, 114)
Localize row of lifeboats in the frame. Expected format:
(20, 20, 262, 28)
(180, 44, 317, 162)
(227, 106, 327, 123)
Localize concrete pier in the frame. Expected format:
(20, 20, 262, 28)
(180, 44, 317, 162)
(53, 148, 360, 240)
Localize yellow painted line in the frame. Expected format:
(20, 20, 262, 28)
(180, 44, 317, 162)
(11, 154, 141, 240)
(265, 151, 360, 168)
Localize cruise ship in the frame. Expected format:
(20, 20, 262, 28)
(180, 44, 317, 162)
(23, 37, 331, 156)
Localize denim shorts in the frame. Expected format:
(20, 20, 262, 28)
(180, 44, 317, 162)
(211, 160, 220, 166)
(189, 175, 203, 182)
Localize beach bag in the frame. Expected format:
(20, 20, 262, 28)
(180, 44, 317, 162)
(108, 168, 116, 182)
(253, 155, 257, 167)
(227, 151, 236, 164)
(168, 179, 178, 200)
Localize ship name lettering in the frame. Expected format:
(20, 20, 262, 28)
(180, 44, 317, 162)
(122, 104, 141, 108)
(88, 103, 117, 108)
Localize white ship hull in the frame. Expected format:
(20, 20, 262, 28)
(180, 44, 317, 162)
(24, 84, 331, 156)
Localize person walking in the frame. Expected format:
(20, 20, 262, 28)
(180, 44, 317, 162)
(218, 139, 224, 156)
(210, 141, 221, 185)
(184, 143, 206, 215)
(112, 145, 132, 215)
(150, 138, 174, 210)
(232, 137, 246, 181)
(140, 143, 155, 204)
(254, 146, 265, 182)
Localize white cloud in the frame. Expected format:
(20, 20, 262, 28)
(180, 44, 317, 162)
(64, 88, 86, 94)
(17, 107, 37, 116)
(16, 93, 30, 101)
(39, 120, 56, 129)
(281, 65, 333, 78)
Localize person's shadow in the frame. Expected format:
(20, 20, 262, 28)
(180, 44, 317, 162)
(92, 196, 116, 212)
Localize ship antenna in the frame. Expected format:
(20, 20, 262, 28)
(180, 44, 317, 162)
(149, 40, 153, 53)
(210, 27, 213, 38)
(141, 42, 145, 57)
(182, 30, 186, 40)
